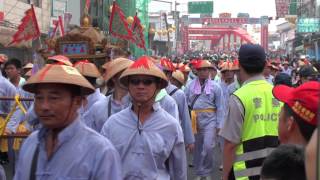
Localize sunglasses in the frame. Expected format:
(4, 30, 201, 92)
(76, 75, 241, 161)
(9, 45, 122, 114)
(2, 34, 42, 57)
(129, 78, 155, 86)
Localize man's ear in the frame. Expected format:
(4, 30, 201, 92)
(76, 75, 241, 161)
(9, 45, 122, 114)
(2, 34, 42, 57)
(287, 116, 295, 131)
(73, 96, 86, 108)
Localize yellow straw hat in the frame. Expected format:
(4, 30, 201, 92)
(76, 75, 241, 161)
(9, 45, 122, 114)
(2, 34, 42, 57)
(119, 56, 168, 89)
(172, 70, 185, 85)
(0, 54, 8, 64)
(219, 60, 232, 72)
(47, 55, 73, 66)
(103, 57, 133, 85)
(23, 62, 33, 69)
(195, 60, 215, 69)
(23, 64, 95, 95)
(73, 60, 101, 78)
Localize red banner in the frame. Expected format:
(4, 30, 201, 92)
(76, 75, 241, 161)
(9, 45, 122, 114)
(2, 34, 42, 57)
(109, 1, 133, 41)
(202, 18, 249, 24)
(181, 25, 189, 53)
(8, 5, 40, 46)
(0, 12, 3, 22)
(188, 35, 221, 40)
(51, 16, 64, 38)
(261, 25, 269, 51)
(131, 14, 146, 50)
(275, 0, 289, 18)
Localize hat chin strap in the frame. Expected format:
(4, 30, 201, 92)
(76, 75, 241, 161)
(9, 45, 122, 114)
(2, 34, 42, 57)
(129, 88, 158, 135)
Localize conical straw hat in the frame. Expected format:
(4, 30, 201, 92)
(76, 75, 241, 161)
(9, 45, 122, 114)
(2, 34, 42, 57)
(119, 56, 168, 89)
(74, 60, 101, 78)
(172, 70, 185, 85)
(160, 58, 175, 71)
(103, 57, 133, 85)
(0, 54, 8, 63)
(47, 55, 73, 66)
(195, 60, 215, 69)
(23, 64, 94, 95)
(23, 62, 33, 69)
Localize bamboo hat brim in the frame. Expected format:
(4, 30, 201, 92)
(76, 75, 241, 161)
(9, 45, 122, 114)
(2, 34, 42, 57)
(119, 56, 168, 89)
(172, 70, 185, 85)
(74, 60, 101, 78)
(23, 64, 95, 95)
(103, 58, 133, 84)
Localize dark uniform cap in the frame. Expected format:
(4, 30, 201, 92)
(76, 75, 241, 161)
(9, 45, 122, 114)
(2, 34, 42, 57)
(239, 44, 266, 68)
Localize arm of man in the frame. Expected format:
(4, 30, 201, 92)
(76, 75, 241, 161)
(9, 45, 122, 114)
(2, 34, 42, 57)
(214, 83, 224, 130)
(168, 125, 187, 180)
(219, 95, 244, 180)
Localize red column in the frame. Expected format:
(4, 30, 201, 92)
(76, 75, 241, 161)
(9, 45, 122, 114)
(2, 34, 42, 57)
(228, 33, 231, 51)
(223, 34, 225, 50)
(233, 33, 237, 50)
(261, 25, 268, 51)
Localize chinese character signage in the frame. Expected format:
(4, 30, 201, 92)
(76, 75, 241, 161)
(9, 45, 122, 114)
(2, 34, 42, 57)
(275, 0, 289, 18)
(188, 1, 213, 14)
(297, 18, 320, 33)
(61, 42, 88, 55)
(0, 0, 3, 22)
(52, 0, 67, 17)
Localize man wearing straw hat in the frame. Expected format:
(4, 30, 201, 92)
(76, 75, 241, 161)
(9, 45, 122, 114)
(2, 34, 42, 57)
(14, 64, 122, 180)
(73, 60, 107, 128)
(184, 60, 224, 179)
(101, 56, 187, 180)
(171, 70, 185, 89)
(5, 55, 74, 134)
(87, 57, 133, 132)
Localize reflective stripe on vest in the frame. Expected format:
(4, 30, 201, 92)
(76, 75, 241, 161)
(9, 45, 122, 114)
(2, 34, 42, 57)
(233, 79, 281, 180)
(235, 148, 275, 162)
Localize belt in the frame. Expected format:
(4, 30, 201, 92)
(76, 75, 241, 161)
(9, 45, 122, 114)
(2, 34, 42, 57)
(190, 108, 216, 134)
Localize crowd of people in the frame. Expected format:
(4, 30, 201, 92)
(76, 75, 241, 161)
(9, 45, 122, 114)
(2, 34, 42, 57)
(0, 43, 318, 180)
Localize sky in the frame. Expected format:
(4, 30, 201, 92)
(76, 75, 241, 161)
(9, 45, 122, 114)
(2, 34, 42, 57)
(149, 0, 277, 17)
(149, 0, 285, 32)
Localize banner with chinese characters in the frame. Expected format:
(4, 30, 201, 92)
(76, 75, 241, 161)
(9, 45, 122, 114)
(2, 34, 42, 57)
(297, 18, 320, 33)
(0, 0, 4, 22)
(275, 0, 289, 18)
(8, 5, 40, 45)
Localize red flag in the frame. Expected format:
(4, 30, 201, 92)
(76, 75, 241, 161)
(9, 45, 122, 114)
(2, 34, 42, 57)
(8, 5, 40, 45)
(51, 16, 64, 38)
(86, 0, 90, 11)
(109, 1, 133, 41)
(131, 14, 146, 50)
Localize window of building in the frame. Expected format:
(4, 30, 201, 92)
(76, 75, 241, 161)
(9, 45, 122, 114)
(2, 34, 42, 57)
(18, 0, 42, 8)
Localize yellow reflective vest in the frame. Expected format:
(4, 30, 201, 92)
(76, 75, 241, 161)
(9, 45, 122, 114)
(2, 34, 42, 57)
(232, 79, 281, 180)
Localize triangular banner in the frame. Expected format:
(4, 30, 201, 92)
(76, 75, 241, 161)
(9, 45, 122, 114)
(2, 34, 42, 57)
(109, 1, 133, 41)
(8, 5, 40, 46)
(131, 14, 146, 51)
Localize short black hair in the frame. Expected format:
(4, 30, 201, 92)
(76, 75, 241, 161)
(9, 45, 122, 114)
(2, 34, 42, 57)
(284, 103, 316, 141)
(84, 76, 97, 86)
(240, 60, 266, 74)
(4, 58, 22, 69)
(274, 73, 292, 86)
(261, 144, 306, 180)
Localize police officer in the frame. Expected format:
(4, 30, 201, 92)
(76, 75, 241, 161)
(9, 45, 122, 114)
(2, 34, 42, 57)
(220, 44, 281, 180)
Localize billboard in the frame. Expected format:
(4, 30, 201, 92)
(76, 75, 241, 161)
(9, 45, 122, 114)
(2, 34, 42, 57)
(52, 0, 67, 17)
(275, 0, 289, 18)
(0, 0, 3, 22)
(188, 1, 213, 14)
(297, 18, 320, 33)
